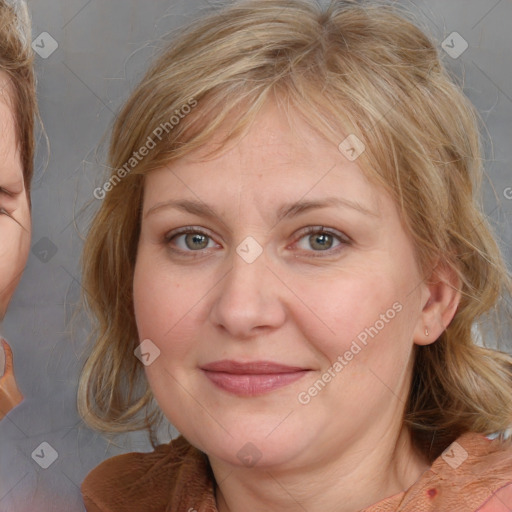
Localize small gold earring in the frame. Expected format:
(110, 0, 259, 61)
(425, 327, 429, 337)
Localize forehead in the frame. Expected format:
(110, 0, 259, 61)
(0, 72, 22, 181)
(145, 101, 386, 219)
(186, 100, 330, 167)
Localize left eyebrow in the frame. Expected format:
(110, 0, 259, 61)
(275, 197, 378, 222)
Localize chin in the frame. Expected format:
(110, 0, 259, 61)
(193, 426, 307, 470)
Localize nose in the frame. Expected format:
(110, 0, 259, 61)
(208, 243, 287, 340)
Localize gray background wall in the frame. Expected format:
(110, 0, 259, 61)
(0, 0, 511, 510)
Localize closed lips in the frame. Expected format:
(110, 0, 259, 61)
(200, 360, 308, 373)
(200, 360, 310, 396)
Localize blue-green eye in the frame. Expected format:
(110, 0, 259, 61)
(294, 227, 350, 253)
(303, 232, 336, 250)
(181, 232, 211, 250)
(166, 228, 217, 252)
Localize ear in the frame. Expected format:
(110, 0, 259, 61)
(413, 262, 461, 346)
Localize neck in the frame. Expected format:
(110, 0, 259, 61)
(211, 425, 430, 512)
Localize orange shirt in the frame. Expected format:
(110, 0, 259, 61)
(81, 432, 512, 511)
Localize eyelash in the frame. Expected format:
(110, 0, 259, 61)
(164, 226, 351, 258)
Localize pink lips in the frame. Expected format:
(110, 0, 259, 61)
(201, 360, 309, 396)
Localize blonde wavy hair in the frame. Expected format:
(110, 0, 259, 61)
(78, 0, 512, 461)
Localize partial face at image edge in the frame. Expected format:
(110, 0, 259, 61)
(0, 74, 31, 322)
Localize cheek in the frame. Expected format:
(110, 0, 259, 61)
(132, 249, 208, 360)
(132, 250, 211, 431)
(291, 269, 394, 347)
(288, 261, 421, 372)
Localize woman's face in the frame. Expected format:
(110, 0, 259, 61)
(133, 101, 430, 469)
(0, 75, 30, 321)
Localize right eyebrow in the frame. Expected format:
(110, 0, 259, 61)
(144, 199, 218, 220)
